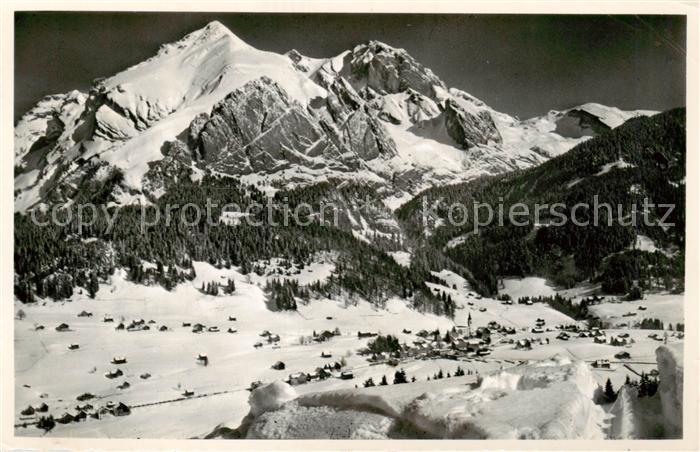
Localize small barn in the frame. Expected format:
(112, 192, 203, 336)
(516, 339, 532, 350)
(55, 323, 70, 332)
(56, 412, 75, 424)
(111, 357, 127, 365)
(287, 372, 309, 386)
(112, 402, 131, 416)
(104, 369, 123, 379)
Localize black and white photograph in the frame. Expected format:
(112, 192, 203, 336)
(3, 2, 697, 446)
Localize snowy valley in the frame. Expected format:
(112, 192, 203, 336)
(13, 20, 685, 441)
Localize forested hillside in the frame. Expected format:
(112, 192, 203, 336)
(397, 108, 685, 296)
(14, 173, 457, 316)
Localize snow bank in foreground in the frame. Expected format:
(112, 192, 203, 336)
(249, 381, 297, 416)
(607, 344, 683, 439)
(218, 355, 608, 439)
(608, 385, 644, 439)
(656, 344, 683, 438)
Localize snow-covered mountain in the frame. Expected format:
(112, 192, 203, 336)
(14, 21, 656, 212)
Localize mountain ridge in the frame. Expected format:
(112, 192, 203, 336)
(14, 21, 656, 213)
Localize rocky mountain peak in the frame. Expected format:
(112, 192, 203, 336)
(348, 40, 446, 99)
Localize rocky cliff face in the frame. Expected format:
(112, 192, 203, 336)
(192, 76, 395, 175)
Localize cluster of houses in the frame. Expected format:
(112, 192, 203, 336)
(531, 318, 547, 333)
(282, 362, 352, 386)
(254, 330, 281, 348)
(579, 295, 607, 305)
(21, 398, 131, 429)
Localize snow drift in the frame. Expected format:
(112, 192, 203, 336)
(607, 344, 683, 439)
(656, 343, 684, 438)
(216, 355, 609, 439)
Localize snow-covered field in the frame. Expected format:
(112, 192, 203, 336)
(587, 293, 684, 328)
(14, 264, 684, 439)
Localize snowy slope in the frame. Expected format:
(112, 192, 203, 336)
(575, 103, 657, 129)
(227, 355, 607, 439)
(14, 21, 328, 210)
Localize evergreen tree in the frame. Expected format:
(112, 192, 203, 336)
(604, 378, 617, 403)
(393, 369, 408, 384)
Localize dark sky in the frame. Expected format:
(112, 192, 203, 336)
(14, 12, 686, 122)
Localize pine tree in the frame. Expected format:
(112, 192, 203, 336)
(87, 272, 99, 298)
(604, 378, 617, 403)
(380, 375, 388, 386)
(393, 369, 408, 384)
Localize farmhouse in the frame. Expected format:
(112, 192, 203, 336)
(104, 369, 123, 379)
(287, 372, 309, 386)
(315, 330, 335, 342)
(56, 412, 75, 424)
(112, 402, 131, 416)
(76, 392, 95, 401)
(592, 359, 611, 369)
(516, 339, 532, 349)
(111, 357, 127, 364)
